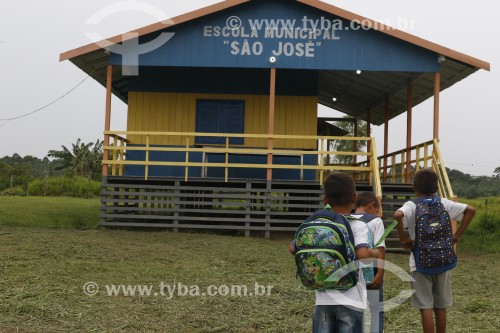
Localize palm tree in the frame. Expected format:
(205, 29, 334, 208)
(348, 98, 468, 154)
(48, 139, 103, 178)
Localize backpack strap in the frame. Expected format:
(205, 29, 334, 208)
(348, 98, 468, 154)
(347, 214, 393, 248)
(352, 213, 379, 224)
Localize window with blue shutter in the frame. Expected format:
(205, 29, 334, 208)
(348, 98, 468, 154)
(195, 100, 245, 144)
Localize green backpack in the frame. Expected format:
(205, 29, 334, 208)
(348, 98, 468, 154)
(294, 208, 358, 291)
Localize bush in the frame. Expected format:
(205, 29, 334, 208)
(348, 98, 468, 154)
(461, 197, 500, 235)
(1, 186, 26, 196)
(467, 211, 499, 235)
(27, 176, 101, 198)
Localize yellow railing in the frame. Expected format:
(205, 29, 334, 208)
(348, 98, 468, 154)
(358, 139, 455, 199)
(107, 134, 129, 177)
(431, 139, 455, 200)
(102, 131, 382, 199)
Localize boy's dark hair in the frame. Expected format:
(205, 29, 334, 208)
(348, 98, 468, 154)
(324, 172, 356, 206)
(354, 192, 379, 209)
(413, 168, 439, 196)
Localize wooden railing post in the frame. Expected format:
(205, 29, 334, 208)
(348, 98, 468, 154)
(185, 137, 190, 182)
(145, 135, 150, 181)
(319, 138, 324, 185)
(424, 143, 429, 168)
(368, 139, 373, 186)
(353, 120, 358, 166)
(401, 151, 405, 183)
(391, 155, 396, 183)
(366, 110, 372, 155)
(225, 136, 229, 182)
(111, 136, 117, 176)
(370, 139, 382, 215)
(416, 144, 421, 173)
(118, 138, 124, 176)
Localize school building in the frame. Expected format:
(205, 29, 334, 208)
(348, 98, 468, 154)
(60, 0, 489, 240)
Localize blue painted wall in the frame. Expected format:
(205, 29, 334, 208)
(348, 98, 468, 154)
(125, 145, 316, 181)
(109, 0, 439, 72)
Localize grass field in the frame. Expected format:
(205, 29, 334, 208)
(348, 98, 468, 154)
(457, 197, 500, 253)
(0, 196, 498, 332)
(0, 196, 99, 229)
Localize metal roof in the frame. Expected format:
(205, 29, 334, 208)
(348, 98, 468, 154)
(61, 0, 490, 125)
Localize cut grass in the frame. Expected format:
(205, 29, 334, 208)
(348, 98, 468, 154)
(0, 228, 498, 332)
(0, 196, 99, 229)
(0, 195, 498, 331)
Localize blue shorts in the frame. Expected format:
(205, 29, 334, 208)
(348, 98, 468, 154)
(313, 305, 364, 333)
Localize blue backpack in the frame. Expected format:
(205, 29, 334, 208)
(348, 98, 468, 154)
(294, 209, 358, 290)
(412, 197, 457, 275)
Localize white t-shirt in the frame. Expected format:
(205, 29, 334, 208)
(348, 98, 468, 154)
(315, 219, 369, 310)
(350, 214, 386, 249)
(397, 198, 467, 272)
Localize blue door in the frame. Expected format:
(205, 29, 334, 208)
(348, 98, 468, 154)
(195, 100, 245, 145)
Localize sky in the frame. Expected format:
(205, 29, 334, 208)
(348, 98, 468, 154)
(0, 0, 498, 176)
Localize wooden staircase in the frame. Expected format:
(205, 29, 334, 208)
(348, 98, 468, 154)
(380, 183, 415, 253)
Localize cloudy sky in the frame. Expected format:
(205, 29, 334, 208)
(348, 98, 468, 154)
(0, 0, 497, 176)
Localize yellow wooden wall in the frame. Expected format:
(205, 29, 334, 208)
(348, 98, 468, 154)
(127, 92, 317, 149)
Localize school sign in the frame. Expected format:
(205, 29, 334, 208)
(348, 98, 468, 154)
(109, 0, 439, 72)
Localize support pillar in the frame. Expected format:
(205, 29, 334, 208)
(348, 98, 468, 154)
(406, 80, 413, 183)
(366, 110, 371, 152)
(103, 65, 113, 176)
(353, 118, 358, 165)
(383, 97, 389, 182)
(267, 68, 276, 181)
(434, 72, 441, 140)
(366, 110, 372, 184)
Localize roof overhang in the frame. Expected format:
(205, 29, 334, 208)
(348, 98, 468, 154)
(317, 58, 480, 125)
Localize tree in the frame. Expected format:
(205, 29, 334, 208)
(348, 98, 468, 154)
(494, 167, 500, 179)
(330, 116, 367, 165)
(48, 138, 103, 178)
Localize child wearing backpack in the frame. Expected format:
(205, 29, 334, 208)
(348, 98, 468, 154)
(290, 172, 380, 333)
(352, 192, 386, 333)
(393, 168, 475, 333)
